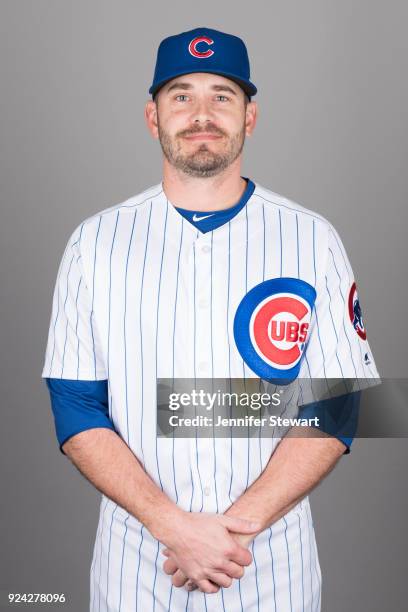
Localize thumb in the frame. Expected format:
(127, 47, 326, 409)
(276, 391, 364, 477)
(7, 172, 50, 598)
(219, 515, 262, 534)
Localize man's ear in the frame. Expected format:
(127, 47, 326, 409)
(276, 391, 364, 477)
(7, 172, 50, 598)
(245, 100, 258, 136)
(145, 99, 159, 139)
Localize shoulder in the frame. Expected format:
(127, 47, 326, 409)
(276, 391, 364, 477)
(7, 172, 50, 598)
(66, 182, 164, 247)
(253, 181, 335, 232)
(252, 182, 352, 279)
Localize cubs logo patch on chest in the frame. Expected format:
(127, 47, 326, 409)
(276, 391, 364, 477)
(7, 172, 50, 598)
(233, 277, 317, 380)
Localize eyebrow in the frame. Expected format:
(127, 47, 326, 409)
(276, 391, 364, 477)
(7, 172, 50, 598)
(165, 81, 238, 96)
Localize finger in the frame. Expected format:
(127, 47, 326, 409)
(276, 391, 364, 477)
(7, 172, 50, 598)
(219, 560, 245, 579)
(196, 579, 220, 594)
(163, 558, 178, 575)
(228, 545, 253, 567)
(172, 569, 188, 588)
(185, 580, 198, 591)
(219, 515, 262, 534)
(207, 572, 233, 588)
(161, 548, 170, 557)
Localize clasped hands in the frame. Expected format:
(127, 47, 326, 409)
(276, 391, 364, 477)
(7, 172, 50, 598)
(160, 511, 261, 594)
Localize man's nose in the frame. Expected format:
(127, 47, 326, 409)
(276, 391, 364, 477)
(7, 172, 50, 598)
(191, 99, 214, 124)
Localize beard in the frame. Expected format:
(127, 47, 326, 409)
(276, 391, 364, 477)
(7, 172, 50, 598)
(157, 120, 246, 178)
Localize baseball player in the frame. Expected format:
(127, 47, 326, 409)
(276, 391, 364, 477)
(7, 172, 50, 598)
(41, 27, 380, 611)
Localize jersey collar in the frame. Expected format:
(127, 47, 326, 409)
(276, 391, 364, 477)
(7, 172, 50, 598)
(165, 177, 256, 234)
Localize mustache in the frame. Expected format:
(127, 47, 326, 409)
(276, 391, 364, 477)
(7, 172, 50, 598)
(177, 124, 226, 138)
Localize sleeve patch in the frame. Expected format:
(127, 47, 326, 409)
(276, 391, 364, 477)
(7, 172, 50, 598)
(348, 281, 367, 340)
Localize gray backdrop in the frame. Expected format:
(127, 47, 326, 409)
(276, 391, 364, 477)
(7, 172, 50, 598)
(1, 0, 407, 610)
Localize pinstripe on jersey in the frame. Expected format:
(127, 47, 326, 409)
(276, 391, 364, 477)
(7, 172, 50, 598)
(41, 180, 379, 611)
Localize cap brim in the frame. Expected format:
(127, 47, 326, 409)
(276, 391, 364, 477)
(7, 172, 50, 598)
(149, 69, 257, 97)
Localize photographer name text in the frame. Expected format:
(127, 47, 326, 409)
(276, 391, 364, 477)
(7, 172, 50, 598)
(167, 414, 320, 428)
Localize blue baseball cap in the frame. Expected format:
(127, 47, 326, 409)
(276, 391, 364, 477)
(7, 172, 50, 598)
(149, 27, 257, 99)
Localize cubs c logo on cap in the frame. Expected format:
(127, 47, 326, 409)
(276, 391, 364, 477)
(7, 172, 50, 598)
(188, 36, 214, 58)
(233, 278, 317, 380)
(348, 281, 367, 340)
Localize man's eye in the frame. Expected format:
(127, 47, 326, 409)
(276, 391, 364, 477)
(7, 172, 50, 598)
(175, 94, 189, 101)
(216, 95, 229, 102)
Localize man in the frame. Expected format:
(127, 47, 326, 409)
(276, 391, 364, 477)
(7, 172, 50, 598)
(41, 27, 380, 611)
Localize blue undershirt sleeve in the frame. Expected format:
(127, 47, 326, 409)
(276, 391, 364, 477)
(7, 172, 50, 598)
(298, 390, 361, 455)
(44, 378, 116, 455)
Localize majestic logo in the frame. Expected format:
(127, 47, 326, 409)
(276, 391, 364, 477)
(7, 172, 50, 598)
(233, 278, 317, 380)
(348, 281, 367, 340)
(188, 36, 215, 58)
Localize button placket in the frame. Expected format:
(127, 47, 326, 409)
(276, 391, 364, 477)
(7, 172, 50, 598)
(194, 237, 213, 379)
(185, 237, 214, 510)
(193, 236, 217, 510)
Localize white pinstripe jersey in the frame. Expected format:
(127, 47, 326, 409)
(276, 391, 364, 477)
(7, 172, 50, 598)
(41, 180, 379, 611)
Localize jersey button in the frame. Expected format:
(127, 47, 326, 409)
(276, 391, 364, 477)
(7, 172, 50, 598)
(198, 299, 209, 308)
(201, 245, 211, 253)
(203, 486, 211, 496)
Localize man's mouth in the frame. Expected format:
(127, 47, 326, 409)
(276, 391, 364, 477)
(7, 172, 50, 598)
(182, 132, 223, 141)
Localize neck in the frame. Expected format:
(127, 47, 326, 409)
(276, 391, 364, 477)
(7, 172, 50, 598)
(161, 157, 247, 212)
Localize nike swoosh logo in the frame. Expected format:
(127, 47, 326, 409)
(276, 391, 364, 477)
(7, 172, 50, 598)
(192, 213, 215, 221)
